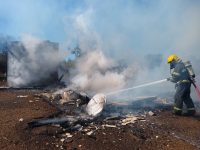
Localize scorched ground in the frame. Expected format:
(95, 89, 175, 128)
(0, 87, 200, 150)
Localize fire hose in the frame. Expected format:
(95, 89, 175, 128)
(191, 80, 200, 100)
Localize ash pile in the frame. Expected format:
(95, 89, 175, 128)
(28, 88, 173, 132)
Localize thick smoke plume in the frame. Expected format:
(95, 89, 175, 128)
(7, 35, 63, 87)
(70, 50, 137, 94)
(64, 9, 137, 94)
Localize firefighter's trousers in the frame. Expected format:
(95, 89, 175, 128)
(173, 82, 195, 115)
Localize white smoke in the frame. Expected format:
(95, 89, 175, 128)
(70, 50, 137, 94)
(7, 34, 63, 87)
(64, 9, 137, 94)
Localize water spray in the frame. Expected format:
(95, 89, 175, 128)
(105, 79, 168, 96)
(88, 79, 168, 116)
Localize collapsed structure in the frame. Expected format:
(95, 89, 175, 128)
(0, 40, 60, 87)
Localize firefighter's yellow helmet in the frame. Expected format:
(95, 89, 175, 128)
(167, 54, 179, 63)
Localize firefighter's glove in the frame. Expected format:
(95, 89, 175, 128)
(167, 77, 172, 82)
(191, 77, 196, 83)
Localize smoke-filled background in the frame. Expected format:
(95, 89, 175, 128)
(6, 34, 65, 87)
(0, 0, 200, 99)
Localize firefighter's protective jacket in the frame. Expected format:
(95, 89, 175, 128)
(169, 60, 190, 84)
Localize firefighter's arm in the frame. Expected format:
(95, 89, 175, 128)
(167, 76, 177, 83)
(167, 66, 181, 83)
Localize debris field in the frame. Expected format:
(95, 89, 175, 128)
(0, 85, 200, 150)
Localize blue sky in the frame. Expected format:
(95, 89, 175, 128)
(0, 0, 86, 42)
(0, 0, 199, 60)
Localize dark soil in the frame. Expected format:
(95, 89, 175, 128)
(0, 88, 200, 150)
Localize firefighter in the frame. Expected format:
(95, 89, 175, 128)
(167, 54, 196, 116)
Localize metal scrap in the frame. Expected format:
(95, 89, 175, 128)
(121, 115, 139, 125)
(86, 93, 106, 116)
(103, 124, 117, 128)
(17, 95, 28, 98)
(19, 118, 24, 122)
(86, 130, 94, 136)
(63, 133, 73, 138)
(148, 111, 156, 116)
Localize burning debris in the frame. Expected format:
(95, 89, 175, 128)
(28, 87, 171, 134)
(29, 89, 107, 130)
(40, 88, 90, 110)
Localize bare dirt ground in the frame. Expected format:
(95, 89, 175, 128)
(0, 88, 200, 150)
